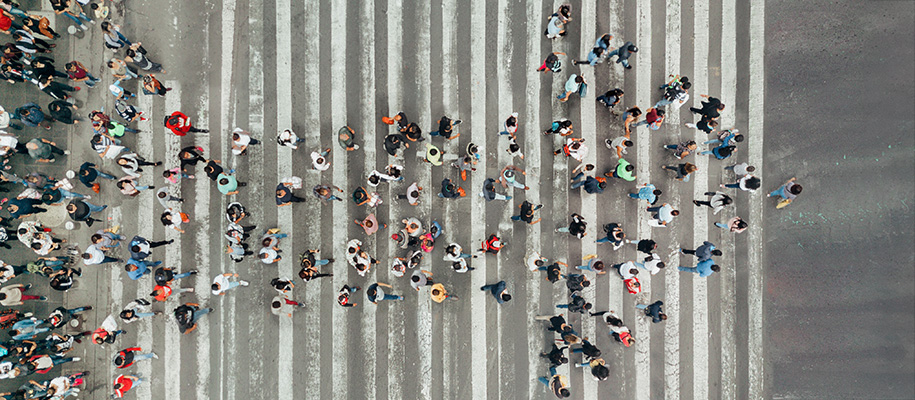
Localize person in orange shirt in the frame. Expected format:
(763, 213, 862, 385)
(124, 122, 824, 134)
(113, 374, 141, 398)
(150, 284, 193, 302)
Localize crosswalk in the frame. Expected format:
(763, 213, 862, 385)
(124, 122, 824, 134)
(32, 0, 771, 399)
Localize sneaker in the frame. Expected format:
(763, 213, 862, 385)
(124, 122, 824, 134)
(240, 280, 249, 286)
(693, 200, 701, 206)
(397, 296, 404, 300)
(24, 284, 32, 290)
(79, 24, 88, 31)
(63, 150, 71, 155)
(152, 353, 159, 359)
(72, 357, 81, 361)
(39, 296, 48, 301)
(83, 305, 93, 311)
(189, 270, 198, 275)
(187, 288, 195, 293)
(328, 258, 335, 263)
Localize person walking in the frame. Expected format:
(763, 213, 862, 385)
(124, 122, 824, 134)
(767, 177, 802, 208)
(725, 162, 756, 177)
(596, 88, 624, 111)
(536, 51, 565, 73)
(538, 366, 571, 398)
(113, 347, 157, 369)
(480, 280, 511, 304)
(212, 273, 249, 295)
(125, 42, 165, 73)
(276, 182, 307, 206)
(636, 300, 667, 323)
(555, 213, 587, 239)
(715, 216, 748, 233)
(570, 173, 606, 194)
(511, 201, 543, 225)
(438, 178, 465, 198)
(720, 174, 761, 192)
(336, 285, 360, 308)
(174, 303, 212, 335)
(693, 191, 733, 214)
(557, 74, 586, 102)
(628, 183, 661, 205)
(25, 137, 68, 163)
(647, 203, 679, 227)
(540, 343, 569, 367)
(678, 258, 720, 277)
(605, 158, 636, 181)
(606, 41, 638, 69)
(429, 115, 461, 139)
(479, 178, 512, 201)
(665, 140, 698, 159)
(113, 374, 141, 398)
(680, 241, 722, 262)
(596, 223, 626, 250)
(230, 128, 259, 156)
(689, 94, 725, 119)
(366, 282, 403, 304)
(632, 107, 664, 130)
(277, 128, 306, 149)
(164, 111, 208, 136)
(0, 284, 46, 306)
(662, 162, 698, 182)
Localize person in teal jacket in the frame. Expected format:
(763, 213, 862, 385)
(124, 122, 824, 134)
(678, 259, 720, 277)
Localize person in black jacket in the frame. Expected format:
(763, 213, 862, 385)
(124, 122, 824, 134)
(540, 343, 569, 367)
(637, 300, 667, 323)
(606, 41, 638, 69)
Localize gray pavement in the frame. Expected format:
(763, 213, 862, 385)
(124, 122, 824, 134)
(0, 0, 911, 399)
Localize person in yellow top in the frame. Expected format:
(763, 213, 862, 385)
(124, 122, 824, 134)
(576, 357, 609, 381)
(538, 366, 570, 398)
(430, 283, 458, 303)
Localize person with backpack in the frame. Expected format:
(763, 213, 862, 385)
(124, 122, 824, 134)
(536, 52, 565, 73)
(555, 213, 587, 239)
(113, 347, 157, 369)
(556, 74, 586, 102)
(606, 41, 638, 69)
(164, 111, 208, 136)
(511, 201, 543, 225)
(480, 280, 512, 304)
(636, 300, 667, 323)
(174, 303, 212, 334)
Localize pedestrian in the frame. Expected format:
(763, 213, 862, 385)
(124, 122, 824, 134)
(119, 299, 159, 323)
(685, 115, 719, 134)
(606, 41, 638, 69)
(554, 137, 588, 162)
(665, 140, 698, 159)
(555, 213, 587, 239)
(628, 183, 661, 206)
(605, 158, 636, 181)
(276, 128, 305, 149)
(24, 137, 68, 163)
(125, 42, 165, 73)
(47, 100, 79, 125)
(66, 199, 107, 227)
(0, 284, 46, 306)
(498, 165, 528, 191)
(662, 162, 698, 182)
(596, 88, 624, 111)
(423, 143, 444, 166)
(397, 182, 422, 205)
(478, 233, 504, 255)
(113, 347, 157, 369)
(627, 238, 657, 255)
(720, 173, 761, 192)
(164, 111, 208, 136)
(438, 178, 465, 198)
(109, 78, 135, 101)
(540, 343, 569, 367)
(595, 223, 626, 250)
(511, 200, 543, 225)
(118, 152, 163, 178)
(536, 51, 565, 73)
(716, 216, 748, 233)
(479, 177, 512, 201)
(160, 208, 189, 234)
(606, 135, 633, 158)
(569, 172, 606, 194)
(116, 176, 154, 197)
(65, 60, 100, 88)
(178, 146, 206, 172)
(768, 177, 802, 208)
(142, 73, 170, 96)
(14, 102, 51, 129)
(38, 75, 80, 100)
(543, 118, 573, 136)
(382, 132, 410, 156)
(678, 258, 720, 277)
(480, 280, 511, 304)
(352, 186, 383, 207)
(633, 107, 665, 130)
(573, 46, 605, 66)
(108, 57, 138, 80)
(647, 203, 679, 227)
(498, 112, 518, 136)
(544, 4, 571, 39)
(231, 128, 259, 156)
(538, 366, 570, 398)
(429, 115, 461, 139)
(689, 94, 725, 119)
(556, 74, 586, 102)
(565, 273, 591, 294)
(557, 293, 592, 314)
(53, 0, 93, 31)
(366, 282, 403, 304)
(298, 249, 334, 282)
(574, 254, 606, 275)
(693, 191, 733, 214)
(276, 182, 307, 206)
(636, 300, 667, 323)
(113, 374, 141, 398)
(100, 21, 130, 49)
(536, 260, 566, 284)
(655, 78, 691, 110)
(725, 162, 756, 176)
(173, 303, 212, 334)
(680, 241, 722, 262)
(700, 144, 738, 160)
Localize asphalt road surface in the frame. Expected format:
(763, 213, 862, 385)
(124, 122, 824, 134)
(0, 0, 912, 399)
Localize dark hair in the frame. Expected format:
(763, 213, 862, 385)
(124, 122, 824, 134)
(711, 264, 721, 272)
(592, 261, 605, 271)
(709, 120, 719, 127)
(411, 275, 420, 283)
(736, 219, 749, 229)
(219, 178, 229, 185)
(671, 210, 680, 216)
(656, 262, 666, 269)
(746, 166, 756, 172)
(653, 189, 662, 196)
(32, 242, 42, 250)
(101, 21, 111, 31)
(211, 283, 220, 291)
(582, 281, 590, 287)
(0, 294, 6, 300)
(734, 134, 745, 143)
(160, 213, 172, 226)
(623, 140, 633, 147)
(559, 388, 571, 398)
(583, 303, 592, 310)
(660, 313, 668, 320)
(598, 181, 607, 189)
(625, 165, 634, 172)
(711, 249, 723, 256)
(656, 109, 665, 116)
(81, 253, 91, 259)
(789, 184, 803, 195)
(682, 82, 692, 90)
(628, 45, 638, 52)
(575, 76, 584, 84)
(501, 293, 512, 302)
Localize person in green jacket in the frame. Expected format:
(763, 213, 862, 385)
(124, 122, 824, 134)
(605, 158, 636, 181)
(216, 172, 245, 196)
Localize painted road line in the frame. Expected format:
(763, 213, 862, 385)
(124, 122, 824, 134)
(719, 0, 739, 397)
(163, 79, 183, 400)
(523, 0, 543, 397)
(747, 0, 766, 397)
(495, 0, 513, 395)
(634, 0, 653, 398)
(134, 88, 155, 400)
(106, 207, 123, 400)
(358, 0, 378, 398)
(663, 0, 683, 398)
(413, 0, 433, 397)
(469, 0, 488, 397)
(329, 1, 348, 399)
(275, 0, 296, 398)
(577, 0, 599, 397)
(692, 1, 711, 398)
(385, 0, 405, 399)
(193, 88, 212, 400)
(440, 0, 458, 397)
(244, 0, 267, 397)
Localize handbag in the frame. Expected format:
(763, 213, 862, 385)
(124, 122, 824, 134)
(578, 82, 588, 97)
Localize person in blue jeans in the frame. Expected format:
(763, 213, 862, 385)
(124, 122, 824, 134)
(366, 282, 402, 304)
(538, 366, 570, 398)
(678, 259, 720, 278)
(628, 183, 661, 205)
(58, 1, 94, 30)
(480, 280, 511, 304)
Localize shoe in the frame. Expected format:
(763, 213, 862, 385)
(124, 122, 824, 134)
(240, 280, 249, 286)
(168, 239, 175, 244)
(63, 150, 71, 155)
(152, 353, 159, 359)
(187, 288, 195, 293)
(39, 296, 48, 301)
(24, 284, 32, 290)
(83, 305, 92, 311)
(693, 200, 700, 206)
(328, 258, 335, 263)
(72, 357, 81, 361)
(189, 270, 198, 275)
(148, 186, 155, 189)
(398, 296, 404, 300)
(79, 24, 88, 31)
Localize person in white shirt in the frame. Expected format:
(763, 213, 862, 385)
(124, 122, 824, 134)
(310, 148, 331, 171)
(231, 128, 259, 156)
(211, 273, 249, 296)
(635, 253, 665, 275)
(81, 244, 121, 265)
(276, 129, 304, 149)
(613, 261, 639, 280)
(410, 269, 434, 291)
(605, 136, 632, 158)
(725, 162, 755, 177)
(646, 203, 679, 227)
(366, 169, 397, 187)
(270, 295, 303, 317)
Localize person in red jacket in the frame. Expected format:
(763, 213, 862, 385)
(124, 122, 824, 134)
(113, 374, 142, 398)
(478, 234, 504, 255)
(163, 111, 208, 136)
(113, 347, 157, 368)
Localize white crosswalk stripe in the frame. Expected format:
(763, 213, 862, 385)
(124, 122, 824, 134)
(58, 0, 771, 398)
